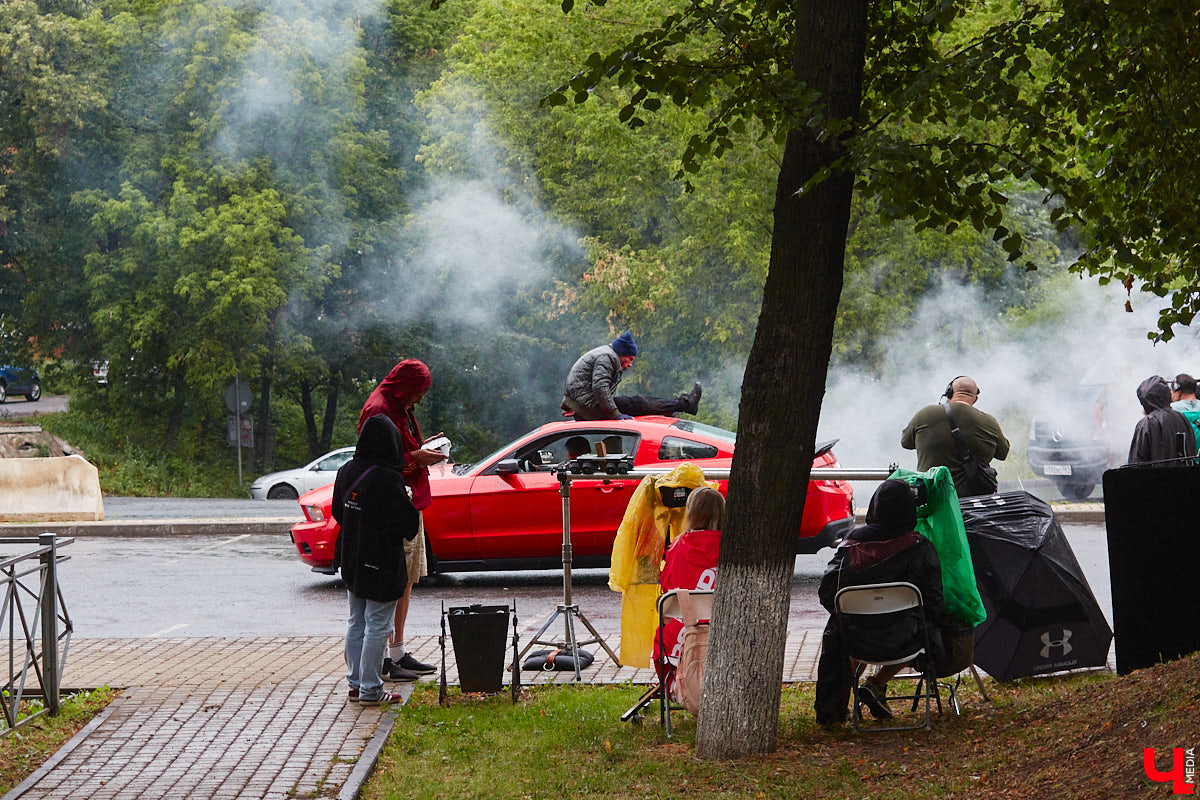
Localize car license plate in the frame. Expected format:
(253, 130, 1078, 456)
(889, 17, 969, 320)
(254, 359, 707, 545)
(1043, 464, 1072, 476)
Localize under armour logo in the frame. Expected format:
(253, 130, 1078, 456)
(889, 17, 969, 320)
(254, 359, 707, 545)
(1040, 629, 1073, 659)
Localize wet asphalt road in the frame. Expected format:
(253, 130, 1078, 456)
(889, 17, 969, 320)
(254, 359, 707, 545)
(101, 497, 304, 520)
(0, 394, 70, 420)
(33, 524, 1113, 640)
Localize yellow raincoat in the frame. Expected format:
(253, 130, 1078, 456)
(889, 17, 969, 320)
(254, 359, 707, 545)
(608, 463, 717, 667)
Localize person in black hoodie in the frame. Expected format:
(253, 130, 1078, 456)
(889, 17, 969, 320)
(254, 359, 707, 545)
(814, 479, 972, 724)
(1128, 375, 1197, 464)
(333, 414, 420, 706)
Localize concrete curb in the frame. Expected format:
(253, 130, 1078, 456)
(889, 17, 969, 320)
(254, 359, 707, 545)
(337, 705, 398, 800)
(0, 519, 297, 538)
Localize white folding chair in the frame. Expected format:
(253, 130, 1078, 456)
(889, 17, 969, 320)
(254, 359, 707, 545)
(834, 581, 939, 732)
(624, 587, 705, 738)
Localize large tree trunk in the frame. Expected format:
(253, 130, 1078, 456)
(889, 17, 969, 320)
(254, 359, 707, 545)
(319, 367, 341, 453)
(299, 379, 320, 457)
(695, 0, 867, 759)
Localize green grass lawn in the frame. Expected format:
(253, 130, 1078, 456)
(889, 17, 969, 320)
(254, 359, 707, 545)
(0, 688, 116, 795)
(367, 652, 1199, 799)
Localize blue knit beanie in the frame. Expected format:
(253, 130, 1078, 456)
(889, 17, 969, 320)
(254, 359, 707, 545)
(611, 331, 638, 357)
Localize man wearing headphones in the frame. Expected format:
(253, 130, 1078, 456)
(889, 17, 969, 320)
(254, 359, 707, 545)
(901, 376, 1010, 497)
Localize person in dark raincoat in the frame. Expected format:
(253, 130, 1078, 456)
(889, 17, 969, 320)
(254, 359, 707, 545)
(814, 479, 973, 724)
(333, 414, 419, 705)
(358, 359, 447, 681)
(1128, 375, 1197, 464)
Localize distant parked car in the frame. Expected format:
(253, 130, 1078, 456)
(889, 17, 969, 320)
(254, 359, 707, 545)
(1026, 383, 1112, 501)
(0, 364, 41, 403)
(249, 446, 355, 500)
(92, 359, 110, 387)
(289, 416, 856, 575)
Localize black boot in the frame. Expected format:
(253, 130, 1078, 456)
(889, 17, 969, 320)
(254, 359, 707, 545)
(678, 382, 702, 415)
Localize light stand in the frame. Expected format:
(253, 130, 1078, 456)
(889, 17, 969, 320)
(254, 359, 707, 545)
(518, 470, 620, 680)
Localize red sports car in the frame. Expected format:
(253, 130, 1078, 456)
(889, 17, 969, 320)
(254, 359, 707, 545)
(289, 416, 854, 575)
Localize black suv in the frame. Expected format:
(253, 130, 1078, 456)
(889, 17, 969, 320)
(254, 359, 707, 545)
(1026, 384, 1112, 501)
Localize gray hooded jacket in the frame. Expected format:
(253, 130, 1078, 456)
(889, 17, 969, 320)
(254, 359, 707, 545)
(562, 345, 623, 419)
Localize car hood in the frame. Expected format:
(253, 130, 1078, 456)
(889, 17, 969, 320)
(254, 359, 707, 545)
(298, 483, 333, 506)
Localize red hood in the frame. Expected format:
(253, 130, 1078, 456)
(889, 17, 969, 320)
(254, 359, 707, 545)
(357, 359, 431, 436)
(374, 359, 431, 408)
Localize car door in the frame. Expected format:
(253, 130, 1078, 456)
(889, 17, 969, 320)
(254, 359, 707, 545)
(299, 450, 353, 494)
(467, 430, 641, 561)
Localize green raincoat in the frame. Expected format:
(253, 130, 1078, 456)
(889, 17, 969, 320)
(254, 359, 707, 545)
(890, 466, 987, 627)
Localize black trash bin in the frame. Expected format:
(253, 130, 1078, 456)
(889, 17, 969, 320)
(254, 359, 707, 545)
(447, 604, 511, 693)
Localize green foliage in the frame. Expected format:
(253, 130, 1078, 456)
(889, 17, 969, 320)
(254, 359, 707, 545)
(4, 0, 1190, 491)
(1032, 0, 1200, 337)
(38, 405, 244, 496)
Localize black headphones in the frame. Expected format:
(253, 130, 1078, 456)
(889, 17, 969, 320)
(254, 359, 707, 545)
(944, 376, 973, 399)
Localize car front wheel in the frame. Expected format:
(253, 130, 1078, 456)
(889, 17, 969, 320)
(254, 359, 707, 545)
(0, 382, 6, 403)
(267, 484, 299, 500)
(25, 381, 40, 402)
(1057, 481, 1095, 502)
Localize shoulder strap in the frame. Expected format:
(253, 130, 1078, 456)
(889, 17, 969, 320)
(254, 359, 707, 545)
(345, 464, 378, 497)
(943, 403, 975, 460)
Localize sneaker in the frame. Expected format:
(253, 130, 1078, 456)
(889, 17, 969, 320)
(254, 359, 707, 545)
(386, 663, 420, 682)
(397, 653, 436, 675)
(857, 681, 893, 720)
(358, 692, 404, 707)
(348, 688, 360, 703)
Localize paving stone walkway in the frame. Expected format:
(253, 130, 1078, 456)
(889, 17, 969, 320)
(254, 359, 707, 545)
(4, 631, 824, 800)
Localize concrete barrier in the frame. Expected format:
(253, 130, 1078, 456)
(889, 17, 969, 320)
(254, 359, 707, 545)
(0, 455, 105, 522)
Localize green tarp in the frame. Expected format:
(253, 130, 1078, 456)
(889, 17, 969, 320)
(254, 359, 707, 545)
(890, 466, 987, 627)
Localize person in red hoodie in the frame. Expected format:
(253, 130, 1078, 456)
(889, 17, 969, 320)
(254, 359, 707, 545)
(652, 486, 724, 697)
(357, 359, 447, 682)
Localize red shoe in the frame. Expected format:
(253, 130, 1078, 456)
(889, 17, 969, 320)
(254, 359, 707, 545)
(359, 691, 404, 707)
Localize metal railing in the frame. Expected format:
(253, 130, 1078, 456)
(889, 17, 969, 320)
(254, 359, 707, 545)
(2, 533, 73, 735)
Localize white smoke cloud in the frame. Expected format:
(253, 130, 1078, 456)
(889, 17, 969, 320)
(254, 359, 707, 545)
(815, 277, 1200, 496)
(393, 171, 583, 331)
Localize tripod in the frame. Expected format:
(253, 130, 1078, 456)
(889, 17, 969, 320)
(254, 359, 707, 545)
(518, 471, 619, 680)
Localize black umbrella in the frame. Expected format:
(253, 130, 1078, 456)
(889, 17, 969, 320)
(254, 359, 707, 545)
(959, 491, 1112, 681)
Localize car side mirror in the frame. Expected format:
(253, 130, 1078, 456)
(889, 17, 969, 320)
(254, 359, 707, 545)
(495, 458, 520, 475)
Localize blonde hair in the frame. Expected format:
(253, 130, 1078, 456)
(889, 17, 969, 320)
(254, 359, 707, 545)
(684, 487, 725, 532)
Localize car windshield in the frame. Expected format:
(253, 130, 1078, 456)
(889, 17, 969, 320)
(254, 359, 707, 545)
(469, 440, 520, 473)
(669, 419, 736, 444)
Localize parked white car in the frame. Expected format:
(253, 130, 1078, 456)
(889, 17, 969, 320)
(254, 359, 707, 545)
(249, 446, 355, 500)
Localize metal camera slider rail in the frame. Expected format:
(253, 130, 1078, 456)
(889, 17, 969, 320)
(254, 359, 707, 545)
(517, 461, 895, 682)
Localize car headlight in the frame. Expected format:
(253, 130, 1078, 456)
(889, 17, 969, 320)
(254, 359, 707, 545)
(303, 505, 324, 522)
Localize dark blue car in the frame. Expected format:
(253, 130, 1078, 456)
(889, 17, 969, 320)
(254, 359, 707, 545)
(0, 364, 42, 403)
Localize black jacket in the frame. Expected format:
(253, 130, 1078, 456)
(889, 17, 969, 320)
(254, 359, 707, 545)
(1128, 376, 1197, 464)
(819, 479, 951, 660)
(333, 414, 420, 602)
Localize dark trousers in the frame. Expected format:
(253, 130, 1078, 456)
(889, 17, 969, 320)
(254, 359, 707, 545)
(615, 394, 684, 417)
(565, 394, 683, 420)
